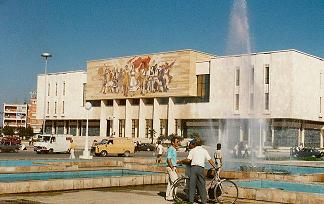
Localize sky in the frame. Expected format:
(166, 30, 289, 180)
(0, 0, 323, 122)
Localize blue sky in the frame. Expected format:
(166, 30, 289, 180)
(0, 0, 323, 119)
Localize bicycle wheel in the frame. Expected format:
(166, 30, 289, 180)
(173, 177, 190, 202)
(215, 179, 238, 204)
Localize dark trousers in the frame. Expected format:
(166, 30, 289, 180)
(189, 166, 207, 204)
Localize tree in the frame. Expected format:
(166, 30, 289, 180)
(149, 129, 156, 144)
(2, 126, 15, 136)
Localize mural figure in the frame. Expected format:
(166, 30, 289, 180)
(97, 56, 176, 96)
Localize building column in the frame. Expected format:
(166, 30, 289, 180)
(301, 128, 305, 145)
(239, 121, 244, 142)
(153, 98, 160, 139)
(138, 99, 146, 139)
(218, 119, 223, 143)
(112, 100, 119, 137)
(167, 97, 175, 135)
(320, 128, 324, 148)
(100, 100, 108, 137)
(125, 99, 132, 138)
(76, 120, 80, 136)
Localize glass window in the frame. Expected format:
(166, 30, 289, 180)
(62, 101, 65, 114)
(119, 119, 125, 137)
(251, 66, 254, 85)
(265, 64, 270, 84)
(236, 67, 240, 86)
(132, 119, 139, 138)
(197, 74, 210, 102)
(54, 102, 57, 114)
(160, 119, 168, 137)
(304, 129, 320, 148)
(55, 83, 58, 96)
(63, 82, 66, 96)
(145, 119, 153, 138)
(265, 93, 269, 110)
(48, 83, 50, 96)
(47, 102, 49, 114)
(250, 93, 254, 110)
(235, 94, 239, 110)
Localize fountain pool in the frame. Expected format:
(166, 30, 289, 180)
(236, 180, 324, 194)
(0, 169, 158, 182)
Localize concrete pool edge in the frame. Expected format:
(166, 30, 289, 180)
(0, 172, 167, 195)
(238, 185, 324, 204)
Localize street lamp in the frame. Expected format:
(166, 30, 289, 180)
(41, 52, 52, 135)
(80, 102, 93, 159)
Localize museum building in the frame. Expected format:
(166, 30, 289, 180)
(36, 49, 324, 148)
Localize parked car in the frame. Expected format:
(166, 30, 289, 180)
(294, 147, 324, 158)
(135, 143, 156, 152)
(94, 137, 135, 157)
(0, 137, 21, 153)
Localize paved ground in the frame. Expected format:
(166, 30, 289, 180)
(0, 184, 281, 204)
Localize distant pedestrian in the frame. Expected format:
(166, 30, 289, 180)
(156, 141, 163, 163)
(214, 143, 223, 171)
(69, 139, 76, 159)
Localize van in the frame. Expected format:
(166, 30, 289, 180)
(94, 137, 135, 157)
(34, 134, 71, 154)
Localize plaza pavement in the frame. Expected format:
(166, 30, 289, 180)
(0, 184, 282, 204)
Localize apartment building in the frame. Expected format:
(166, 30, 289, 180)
(27, 92, 43, 133)
(3, 103, 27, 128)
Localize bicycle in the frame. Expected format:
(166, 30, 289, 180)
(172, 167, 238, 204)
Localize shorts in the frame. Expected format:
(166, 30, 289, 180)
(157, 154, 162, 158)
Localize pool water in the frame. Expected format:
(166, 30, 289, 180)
(0, 169, 157, 182)
(236, 180, 324, 194)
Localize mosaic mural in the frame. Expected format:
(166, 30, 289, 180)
(97, 56, 176, 96)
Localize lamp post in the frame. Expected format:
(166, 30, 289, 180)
(80, 102, 93, 159)
(41, 52, 52, 135)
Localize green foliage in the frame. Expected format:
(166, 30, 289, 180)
(2, 126, 15, 136)
(16, 126, 34, 138)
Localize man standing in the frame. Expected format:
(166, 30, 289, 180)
(69, 139, 76, 159)
(156, 141, 163, 163)
(165, 136, 180, 201)
(187, 138, 216, 204)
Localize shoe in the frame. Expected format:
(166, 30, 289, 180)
(165, 198, 173, 201)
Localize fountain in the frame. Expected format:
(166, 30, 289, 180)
(224, 0, 266, 172)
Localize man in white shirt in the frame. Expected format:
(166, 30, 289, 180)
(156, 140, 163, 163)
(186, 138, 216, 204)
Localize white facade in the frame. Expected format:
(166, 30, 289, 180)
(36, 50, 324, 148)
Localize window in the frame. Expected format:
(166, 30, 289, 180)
(63, 82, 66, 96)
(145, 119, 153, 138)
(55, 83, 58, 96)
(83, 83, 86, 106)
(48, 83, 50, 96)
(235, 67, 240, 86)
(47, 102, 49, 114)
(251, 66, 254, 85)
(235, 94, 239, 110)
(160, 119, 168, 137)
(54, 102, 57, 114)
(197, 74, 210, 102)
(250, 93, 254, 110)
(265, 93, 269, 110)
(320, 97, 322, 113)
(132, 119, 139, 138)
(62, 101, 65, 114)
(265, 64, 270, 84)
(119, 119, 125, 137)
